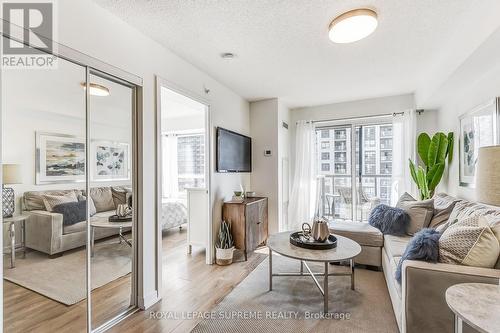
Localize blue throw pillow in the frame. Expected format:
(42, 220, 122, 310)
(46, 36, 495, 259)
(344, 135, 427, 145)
(395, 228, 441, 283)
(53, 200, 87, 226)
(368, 204, 409, 236)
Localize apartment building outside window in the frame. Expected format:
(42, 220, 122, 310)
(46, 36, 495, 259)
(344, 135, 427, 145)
(177, 134, 205, 191)
(316, 122, 393, 221)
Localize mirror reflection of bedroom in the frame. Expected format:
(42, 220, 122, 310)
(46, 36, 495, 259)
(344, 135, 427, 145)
(159, 86, 209, 276)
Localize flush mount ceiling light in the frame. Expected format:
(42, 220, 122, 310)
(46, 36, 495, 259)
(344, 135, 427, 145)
(329, 8, 378, 43)
(80, 82, 110, 96)
(221, 52, 236, 59)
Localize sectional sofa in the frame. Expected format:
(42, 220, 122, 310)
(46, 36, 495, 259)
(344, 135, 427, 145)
(330, 193, 500, 333)
(22, 186, 131, 256)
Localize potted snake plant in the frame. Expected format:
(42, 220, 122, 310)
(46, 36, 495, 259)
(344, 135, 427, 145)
(215, 220, 235, 265)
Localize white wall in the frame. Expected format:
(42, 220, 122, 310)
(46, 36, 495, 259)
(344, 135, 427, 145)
(289, 94, 416, 180)
(417, 26, 500, 201)
(162, 115, 204, 133)
(2, 0, 251, 310)
(277, 100, 290, 231)
(249, 99, 279, 233)
(249, 98, 290, 233)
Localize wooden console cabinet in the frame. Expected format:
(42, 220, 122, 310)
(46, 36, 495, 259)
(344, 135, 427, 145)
(222, 197, 268, 261)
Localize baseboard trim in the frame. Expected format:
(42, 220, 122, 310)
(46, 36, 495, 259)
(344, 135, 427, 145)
(139, 290, 161, 310)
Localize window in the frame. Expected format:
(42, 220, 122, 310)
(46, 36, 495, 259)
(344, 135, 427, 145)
(380, 125, 393, 137)
(380, 138, 392, 149)
(381, 150, 392, 162)
(364, 127, 376, 148)
(364, 164, 376, 174)
(380, 163, 392, 175)
(334, 141, 346, 151)
(334, 129, 346, 140)
(364, 151, 376, 164)
(315, 122, 393, 221)
(334, 152, 346, 162)
(177, 134, 205, 191)
(334, 163, 346, 174)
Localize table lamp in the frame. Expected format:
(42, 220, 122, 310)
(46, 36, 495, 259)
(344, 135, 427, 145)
(476, 146, 500, 206)
(2, 164, 22, 218)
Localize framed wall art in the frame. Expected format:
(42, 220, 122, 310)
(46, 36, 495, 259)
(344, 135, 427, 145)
(459, 98, 500, 187)
(36, 132, 86, 184)
(91, 140, 130, 181)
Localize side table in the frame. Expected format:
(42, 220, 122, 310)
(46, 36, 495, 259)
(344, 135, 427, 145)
(446, 283, 500, 333)
(3, 215, 28, 268)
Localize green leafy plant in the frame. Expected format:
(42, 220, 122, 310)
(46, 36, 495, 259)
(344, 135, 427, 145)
(409, 132, 454, 200)
(216, 220, 234, 249)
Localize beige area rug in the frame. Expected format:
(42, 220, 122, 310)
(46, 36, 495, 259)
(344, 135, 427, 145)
(192, 255, 398, 333)
(3, 241, 131, 305)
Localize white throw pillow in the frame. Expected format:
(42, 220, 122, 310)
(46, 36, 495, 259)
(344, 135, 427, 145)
(42, 192, 78, 212)
(439, 215, 500, 268)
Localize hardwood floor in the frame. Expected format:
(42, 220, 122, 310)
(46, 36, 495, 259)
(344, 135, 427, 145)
(3, 227, 266, 333)
(108, 228, 266, 333)
(3, 235, 133, 333)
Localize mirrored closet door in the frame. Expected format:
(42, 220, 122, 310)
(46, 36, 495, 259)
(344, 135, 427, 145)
(2, 37, 89, 332)
(1, 33, 139, 333)
(88, 71, 136, 330)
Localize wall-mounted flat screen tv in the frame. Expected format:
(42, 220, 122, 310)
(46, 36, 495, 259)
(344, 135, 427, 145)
(216, 127, 252, 173)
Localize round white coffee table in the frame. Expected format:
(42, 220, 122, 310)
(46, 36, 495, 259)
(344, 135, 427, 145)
(267, 231, 361, 313)
(446, 283, 500, 333)
(90, 219, 132, 257)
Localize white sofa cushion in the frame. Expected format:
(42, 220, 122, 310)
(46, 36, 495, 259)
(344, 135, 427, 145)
(439, 215, 500, 268)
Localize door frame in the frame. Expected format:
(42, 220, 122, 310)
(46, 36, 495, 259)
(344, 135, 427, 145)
(1, 19, 143, 333)
(155, 76, 213, 300)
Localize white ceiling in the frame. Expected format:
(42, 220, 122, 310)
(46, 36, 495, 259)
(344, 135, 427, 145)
(93, 0, 500, 108)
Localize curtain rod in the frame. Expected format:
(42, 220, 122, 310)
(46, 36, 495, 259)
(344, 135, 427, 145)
(297, 111, 406, 125)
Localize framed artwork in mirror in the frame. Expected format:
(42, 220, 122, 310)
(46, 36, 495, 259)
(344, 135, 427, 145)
(459, 98, 499, 187)
(36, 132, 86, 185)
(91, 140, 130, 181)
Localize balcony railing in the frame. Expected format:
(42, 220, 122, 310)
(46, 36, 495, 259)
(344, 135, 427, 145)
(321, 174, 392, 222)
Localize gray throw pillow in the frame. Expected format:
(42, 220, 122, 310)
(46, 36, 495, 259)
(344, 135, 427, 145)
(396, 192, 434, 235)
(77, 194, 97, 216)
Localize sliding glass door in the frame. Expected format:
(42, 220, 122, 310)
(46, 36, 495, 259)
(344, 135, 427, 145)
(316, 118, 394, 222)
(316, 126, 353, 220)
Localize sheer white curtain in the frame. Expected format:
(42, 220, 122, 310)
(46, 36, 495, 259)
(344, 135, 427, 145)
(162, 134, 179, 198)
(287, 121, 316, 231)
(391, 110, 417, 205)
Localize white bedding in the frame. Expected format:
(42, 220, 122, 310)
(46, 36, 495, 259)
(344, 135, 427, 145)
(161, 198, 187, 230)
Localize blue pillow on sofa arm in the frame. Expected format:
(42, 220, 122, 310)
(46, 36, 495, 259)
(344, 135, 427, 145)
(395, 228, 441, 283)
(368, 204, 410, 236)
